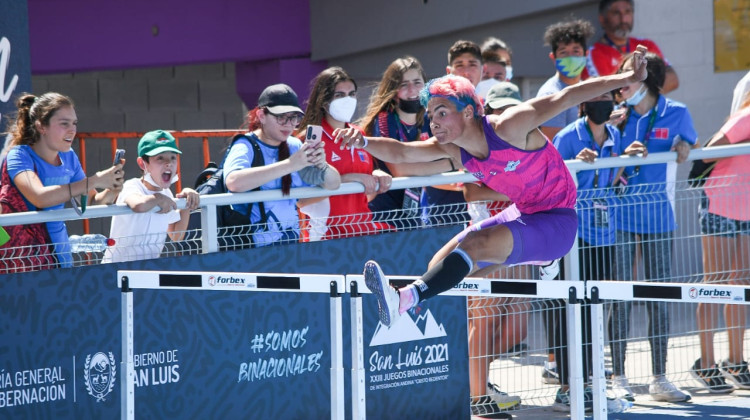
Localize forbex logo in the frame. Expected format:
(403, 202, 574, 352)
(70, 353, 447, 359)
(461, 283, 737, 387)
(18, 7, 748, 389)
(208, 275, 247, 287)
(688, 287, 732, 300)
(453, 281, 479, 290)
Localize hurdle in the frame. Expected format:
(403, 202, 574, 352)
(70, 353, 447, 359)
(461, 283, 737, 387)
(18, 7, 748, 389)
(587, 281, 750, 420)
(117, 270, 346, 420)
(347, 275, 588, 420)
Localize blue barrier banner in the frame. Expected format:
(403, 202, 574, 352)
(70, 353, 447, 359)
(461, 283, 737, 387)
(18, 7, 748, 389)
(130, 289, 331, 418)
(0, 0, 31, 126)
(363, 294, 469, 419)
(0, 226, 461, 419)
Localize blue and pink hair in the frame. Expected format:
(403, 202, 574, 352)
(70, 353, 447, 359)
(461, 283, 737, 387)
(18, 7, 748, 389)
(419, 75, 484, 118)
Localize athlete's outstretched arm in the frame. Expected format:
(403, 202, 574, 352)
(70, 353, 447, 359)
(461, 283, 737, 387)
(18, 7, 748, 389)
(497, 45, 648, 139)
(333, 127, 454, 164)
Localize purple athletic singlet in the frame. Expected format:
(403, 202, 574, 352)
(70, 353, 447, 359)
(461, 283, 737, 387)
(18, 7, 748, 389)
(457, 117, 578, 266)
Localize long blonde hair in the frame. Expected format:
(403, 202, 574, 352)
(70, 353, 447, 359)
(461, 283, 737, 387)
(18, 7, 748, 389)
(359, 57, 427, 136)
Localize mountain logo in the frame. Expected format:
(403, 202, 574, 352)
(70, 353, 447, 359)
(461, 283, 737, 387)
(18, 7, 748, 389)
(369, 308, 446, 346)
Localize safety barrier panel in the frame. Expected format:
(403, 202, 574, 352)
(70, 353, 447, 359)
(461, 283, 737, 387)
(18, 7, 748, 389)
(346, 275, 587, 420)
(586, 281, 750, 420)
(117, 270, 345, 420)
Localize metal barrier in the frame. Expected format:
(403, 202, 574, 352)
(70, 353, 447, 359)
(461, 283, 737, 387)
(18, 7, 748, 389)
(2, 143, 750, 419)
(117, 270, 346, 420)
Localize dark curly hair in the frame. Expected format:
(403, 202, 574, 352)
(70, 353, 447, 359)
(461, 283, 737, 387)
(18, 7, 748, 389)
(543, 19, 595, 54)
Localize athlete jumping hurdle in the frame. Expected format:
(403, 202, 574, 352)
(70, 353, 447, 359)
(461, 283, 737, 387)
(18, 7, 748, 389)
(334, 46, 648, 328)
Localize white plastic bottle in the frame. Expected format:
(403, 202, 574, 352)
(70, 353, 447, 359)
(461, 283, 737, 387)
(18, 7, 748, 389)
(69, 234, 114, 253)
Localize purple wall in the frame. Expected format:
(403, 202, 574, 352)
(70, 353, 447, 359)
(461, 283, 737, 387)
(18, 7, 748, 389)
(28, 0, 312, 74)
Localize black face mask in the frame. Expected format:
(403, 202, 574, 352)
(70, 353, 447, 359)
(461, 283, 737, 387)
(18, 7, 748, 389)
(583, 100, 614, 125)
(398, 99, 423, 114)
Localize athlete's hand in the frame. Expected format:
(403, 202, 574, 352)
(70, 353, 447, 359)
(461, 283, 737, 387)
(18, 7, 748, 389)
(333, 127, 366, 151)
(629, 45, 649, 83)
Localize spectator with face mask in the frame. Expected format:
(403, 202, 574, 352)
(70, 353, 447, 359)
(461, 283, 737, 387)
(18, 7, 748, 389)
(609, 52, 694, 403)
(551, 88, 626, 412)
(537, 19, 596, 140)
(481, 37, 514, 81)
(296, 67, 393, 240)
(360, 57, 455, 230)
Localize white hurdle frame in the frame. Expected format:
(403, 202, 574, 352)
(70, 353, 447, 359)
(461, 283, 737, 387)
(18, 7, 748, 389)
(346, 275, 587, 420)
(117, 270, 346, 420)
(587, 281, 750, 420)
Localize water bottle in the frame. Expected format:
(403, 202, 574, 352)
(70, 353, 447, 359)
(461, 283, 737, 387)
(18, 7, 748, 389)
(69, 234, 115, 253)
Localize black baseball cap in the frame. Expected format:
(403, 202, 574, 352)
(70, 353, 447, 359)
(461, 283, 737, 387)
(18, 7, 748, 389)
(258, 84, 304, 115)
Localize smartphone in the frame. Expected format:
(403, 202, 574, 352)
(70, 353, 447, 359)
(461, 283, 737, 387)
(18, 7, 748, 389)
(113, 149, 126, 166)
(305, 125, 323, 146)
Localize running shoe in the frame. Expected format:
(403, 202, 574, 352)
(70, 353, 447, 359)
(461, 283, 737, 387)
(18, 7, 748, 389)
(539, 259, 560, 280)
(649, 375, 691, 402)
(719, 359, 750, 390)
(542, 362, 560, 384)
(610, 375, 635, 402)
(690, 359, 734, 393)
(552, 387, 572, 412)
(364, 260, 399, 327)
(487, 382, 521, 410)
(553, 386, 597, 413)
(470, 396, 513, 419)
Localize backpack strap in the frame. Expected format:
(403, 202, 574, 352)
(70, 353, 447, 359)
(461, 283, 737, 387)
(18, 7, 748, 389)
(225, 133, 268, 226)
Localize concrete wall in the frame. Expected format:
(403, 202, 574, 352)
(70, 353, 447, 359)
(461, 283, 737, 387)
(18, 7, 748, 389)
(30, 63, 246, 236)
(320, 0, 747, 142)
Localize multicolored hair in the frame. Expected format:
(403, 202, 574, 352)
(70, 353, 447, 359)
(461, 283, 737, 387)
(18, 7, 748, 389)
(419, 75, 483, 118)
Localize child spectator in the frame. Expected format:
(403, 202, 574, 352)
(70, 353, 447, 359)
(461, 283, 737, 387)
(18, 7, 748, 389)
(102, 130, 200, 263)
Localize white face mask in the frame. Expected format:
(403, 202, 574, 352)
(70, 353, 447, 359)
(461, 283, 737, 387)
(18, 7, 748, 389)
(143, 172, 179, 189)
(505, 66, 513, 81)
(624, 84, 649, 106)
(475, 78, 501, 99)
(328, 97, 357, 123)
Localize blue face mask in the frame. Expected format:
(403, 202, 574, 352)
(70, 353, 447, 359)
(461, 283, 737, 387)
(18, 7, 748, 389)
(554, 56, 587, 78)
(505, 65, 513, 81)
(624, 84, 649, 106)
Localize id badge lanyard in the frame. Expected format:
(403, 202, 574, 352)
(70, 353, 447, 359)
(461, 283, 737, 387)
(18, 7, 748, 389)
(628, 105, 658, 177)
(583, 120, 615, 189)
(583, 119, 613, 227)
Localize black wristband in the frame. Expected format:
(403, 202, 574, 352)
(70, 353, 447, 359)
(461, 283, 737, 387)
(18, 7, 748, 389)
(446, 158, 456, 172)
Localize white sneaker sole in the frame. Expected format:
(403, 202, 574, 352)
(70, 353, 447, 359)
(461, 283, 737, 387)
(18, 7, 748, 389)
(690, 369, 735, 394)
(364, 260, 398, 327)
(719, 365, 750, 390)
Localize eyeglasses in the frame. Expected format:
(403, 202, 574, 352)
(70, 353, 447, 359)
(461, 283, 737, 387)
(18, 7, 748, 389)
(267, 111, 303, 127)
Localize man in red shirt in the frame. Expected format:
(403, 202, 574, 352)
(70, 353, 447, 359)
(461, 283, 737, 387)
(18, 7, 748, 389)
(585, 0, 679, 93)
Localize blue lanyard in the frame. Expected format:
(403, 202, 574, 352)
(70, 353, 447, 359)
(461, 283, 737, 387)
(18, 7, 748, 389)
(623, 104, 659, 176)
(583, 119, 614, 189)
(602, 34, 630, 54)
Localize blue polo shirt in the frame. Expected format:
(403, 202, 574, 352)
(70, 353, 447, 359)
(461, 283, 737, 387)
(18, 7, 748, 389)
(554, 117, 624, 245)
(616, 95, 697, 233)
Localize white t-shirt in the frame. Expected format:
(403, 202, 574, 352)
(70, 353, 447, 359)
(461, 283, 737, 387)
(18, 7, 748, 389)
(102, 178, 180, 263)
